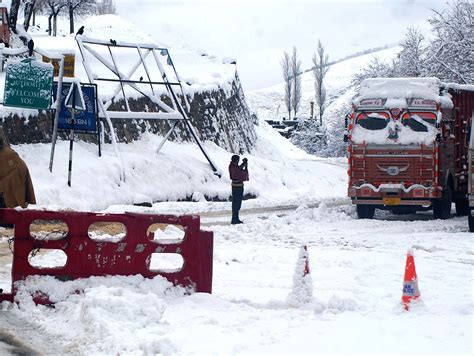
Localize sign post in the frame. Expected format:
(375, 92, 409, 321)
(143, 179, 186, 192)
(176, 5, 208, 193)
(64, 82, 85, 187)
(49, 56, 65, 172)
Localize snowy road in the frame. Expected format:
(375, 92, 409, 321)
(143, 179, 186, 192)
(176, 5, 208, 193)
(0, 202, 472, 355)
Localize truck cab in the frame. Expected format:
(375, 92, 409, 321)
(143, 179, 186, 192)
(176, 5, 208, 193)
(347, 78, 472, 219)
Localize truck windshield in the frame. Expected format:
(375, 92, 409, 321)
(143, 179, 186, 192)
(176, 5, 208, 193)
(356, 112, 389, 130)
(401, 112, 436, 132)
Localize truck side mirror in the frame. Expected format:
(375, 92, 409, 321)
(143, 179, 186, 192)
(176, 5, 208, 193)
(436, 133, 442, 143)
(344, 114, 350, 129)
(343, 133, 349, 142)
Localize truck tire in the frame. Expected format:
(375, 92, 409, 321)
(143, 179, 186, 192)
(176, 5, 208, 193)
(433, 186, 452, 220)
(356, 204, 375, 219)
(455, 199, 469, 216)
(469, 214, 474, 232)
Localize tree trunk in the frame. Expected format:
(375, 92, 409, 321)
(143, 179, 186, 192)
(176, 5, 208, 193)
(8, 0, 21, 33)
(69, 3, 75, 34)
(48, 14, 53, 36)
(32, 11, 36, 26)
(53, 14, 57, 36)
(23, 1, 36, 31)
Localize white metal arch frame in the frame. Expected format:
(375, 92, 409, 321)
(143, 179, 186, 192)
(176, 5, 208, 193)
(75, 35, 221, 179)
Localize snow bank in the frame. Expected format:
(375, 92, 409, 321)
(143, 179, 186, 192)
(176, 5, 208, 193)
(12, 119, 346, 212)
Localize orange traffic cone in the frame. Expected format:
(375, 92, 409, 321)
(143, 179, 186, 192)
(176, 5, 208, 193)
(402, 249, 420, 310)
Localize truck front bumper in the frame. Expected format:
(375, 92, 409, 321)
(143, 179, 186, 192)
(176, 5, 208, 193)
(349, 183, 439, 206)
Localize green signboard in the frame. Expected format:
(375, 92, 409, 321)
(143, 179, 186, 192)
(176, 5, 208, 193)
(3, 58, 54, 110)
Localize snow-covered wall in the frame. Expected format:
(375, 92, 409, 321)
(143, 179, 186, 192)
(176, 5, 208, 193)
(0, 74, 257, 153)
(0, 15, 257, 153)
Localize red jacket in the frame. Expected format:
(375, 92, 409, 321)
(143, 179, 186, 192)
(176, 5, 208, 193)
(229, 162, 249, 183)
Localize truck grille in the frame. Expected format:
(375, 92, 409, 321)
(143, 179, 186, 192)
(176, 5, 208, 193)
(351, 145, 434, 185)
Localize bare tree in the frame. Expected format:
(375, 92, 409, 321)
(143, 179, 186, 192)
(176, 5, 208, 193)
(42, 0, 67, 36)
(67, 0, 96, 34)
(291, 46, 302, 119)
(9, 0, 21, 33)
(281, 51, 292, 120)
(312, 40, 329, 126)
(23, 0, 37, 31)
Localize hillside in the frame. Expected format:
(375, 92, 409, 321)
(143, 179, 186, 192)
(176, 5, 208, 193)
(246, 46, 402, 122)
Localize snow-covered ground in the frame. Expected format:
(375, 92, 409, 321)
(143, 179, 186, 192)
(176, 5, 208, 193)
(1, 204, 472, 355)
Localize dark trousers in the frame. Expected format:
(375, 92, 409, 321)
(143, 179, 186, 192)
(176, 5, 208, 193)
(231, 186, 244, 223)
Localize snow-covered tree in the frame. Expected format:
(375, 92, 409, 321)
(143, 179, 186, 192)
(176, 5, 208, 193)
(291, 118, 325, 155)
(312, 40, 330, 126)
(424, 0, 473, 83)
(96, 0, 115, 15)
(281, 51, 292, 120)
(398, 26, 425, 77)
(352, 56, 396, 91)
(291, 46, 302, 118)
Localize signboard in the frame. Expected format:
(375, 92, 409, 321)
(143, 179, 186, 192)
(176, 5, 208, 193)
(53, 82, 98, 133)
(3, 59, 54, 110)
(43, 54, 75, 77)
(359, 98, 384, 107)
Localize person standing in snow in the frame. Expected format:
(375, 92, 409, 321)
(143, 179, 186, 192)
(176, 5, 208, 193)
(229, 155, 249, 224)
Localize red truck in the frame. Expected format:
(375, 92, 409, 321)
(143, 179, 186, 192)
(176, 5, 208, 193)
(346, 78, 474, 219)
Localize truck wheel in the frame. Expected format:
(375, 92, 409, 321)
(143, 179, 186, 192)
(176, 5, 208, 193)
(356, 204, 375, 219)
(455, 199, 469, 216)
(469, 214, 474, 232)
(433, 186, 452, 220)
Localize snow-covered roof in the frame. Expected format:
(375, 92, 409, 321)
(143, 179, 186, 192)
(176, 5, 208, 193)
(354, 77, 454, 109)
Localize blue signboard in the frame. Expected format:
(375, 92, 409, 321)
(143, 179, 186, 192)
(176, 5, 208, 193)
(53, 82, 98, 133)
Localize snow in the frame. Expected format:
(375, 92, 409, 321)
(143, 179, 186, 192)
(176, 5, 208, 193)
(1, 206, 472, 355)
(351, 119, 437, 145)
(8, 122, 345, 212)
(0, 14, 240, 116)
(355, 77, 454, 109)
(0, 9, 472, 356)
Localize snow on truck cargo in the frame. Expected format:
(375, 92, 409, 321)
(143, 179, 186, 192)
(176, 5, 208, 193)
(346, 77, 474, 220)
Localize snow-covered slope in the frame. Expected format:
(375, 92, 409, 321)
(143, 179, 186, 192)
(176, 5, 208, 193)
(16, 120, 346, 211)
(246, 46, 402, 121)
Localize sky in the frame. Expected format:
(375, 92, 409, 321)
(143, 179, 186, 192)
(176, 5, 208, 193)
(116, 0, 448, 91)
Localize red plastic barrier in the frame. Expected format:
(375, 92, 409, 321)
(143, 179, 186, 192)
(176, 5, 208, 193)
(0, 209, 213, 303)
